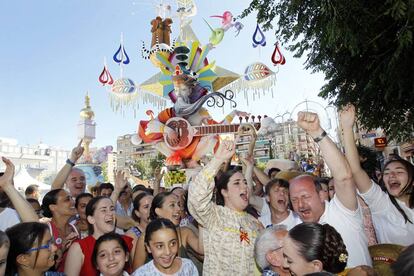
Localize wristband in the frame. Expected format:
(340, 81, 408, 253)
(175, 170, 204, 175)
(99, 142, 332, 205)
(66, 159, 75, 167)
(312, 130, 327, 143)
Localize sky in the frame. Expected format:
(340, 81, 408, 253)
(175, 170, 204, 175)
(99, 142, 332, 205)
(0, 0, 333, 150)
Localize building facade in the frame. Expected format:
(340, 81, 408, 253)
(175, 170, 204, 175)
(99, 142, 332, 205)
(116, 134, 158, 171)
(0, 137, 70, 183)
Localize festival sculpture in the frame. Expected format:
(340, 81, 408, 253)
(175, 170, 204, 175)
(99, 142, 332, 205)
(138, 48, 247, 167)
(98, 0, 287, 174)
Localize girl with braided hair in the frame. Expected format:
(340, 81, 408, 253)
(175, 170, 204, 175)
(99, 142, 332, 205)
(282, 222, 348, 276)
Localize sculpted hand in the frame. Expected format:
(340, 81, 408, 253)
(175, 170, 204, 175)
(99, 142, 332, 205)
(70, 140, 84, 163)
(0, 157, 15, 188)
(339, 104, 356, 129)
(297, 111, 323, 137)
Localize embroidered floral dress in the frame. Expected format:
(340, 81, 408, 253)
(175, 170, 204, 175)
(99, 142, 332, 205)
(188, 164, 261, 276)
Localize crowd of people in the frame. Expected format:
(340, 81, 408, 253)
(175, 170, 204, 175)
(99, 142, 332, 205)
(0, 107, 413, 276)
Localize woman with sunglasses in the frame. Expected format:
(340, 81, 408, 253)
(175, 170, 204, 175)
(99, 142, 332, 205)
(5, 222, 64, 276)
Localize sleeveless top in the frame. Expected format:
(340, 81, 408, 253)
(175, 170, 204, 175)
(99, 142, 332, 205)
(77, 235, 133, 276)
(48, 221, 80, 272)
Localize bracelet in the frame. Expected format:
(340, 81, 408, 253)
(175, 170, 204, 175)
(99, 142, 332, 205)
(312, 130, 327, 143)
(66, 159, 75, 167)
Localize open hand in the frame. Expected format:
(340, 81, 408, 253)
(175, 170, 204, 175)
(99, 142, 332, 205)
(0, 157, 15, 188)
(339, 104, 356, 129)
(114, 170, 128, 192)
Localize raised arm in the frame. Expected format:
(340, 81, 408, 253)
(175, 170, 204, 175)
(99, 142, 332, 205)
(0, 157, 38, 222)
(339, 104, 372, 193)
(51, 140, 84, 190)
(64, 242, 83, 276)
(152, 167, 164, 196)
(182, 226, 204, 255)
(297, 112, 357, 210)
(110, 170, 128, 204)
(253, 166, 270, 187)
(132, 235, 147, 270)
(188, 140, 235, 227)
(241, 157, 263, 212)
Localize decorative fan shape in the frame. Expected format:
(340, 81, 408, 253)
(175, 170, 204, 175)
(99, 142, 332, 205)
(111, 78, 137, 94)
(243, 62, 274, 82)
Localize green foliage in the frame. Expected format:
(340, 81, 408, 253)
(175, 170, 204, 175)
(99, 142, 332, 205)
(101, 162, 109, 182)
(256, 161, 267, 171)
(240, 0, 414, 140)
(132, 153, 165, 180)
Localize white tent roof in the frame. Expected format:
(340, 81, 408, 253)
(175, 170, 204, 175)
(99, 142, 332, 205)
(13, 166, 50, 192)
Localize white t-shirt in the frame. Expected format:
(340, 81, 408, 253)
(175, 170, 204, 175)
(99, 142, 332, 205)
(0, 207, 21, 231)
(259, 200, 302, 230)
(319, 195, 372, 267)
(132, 258, 198, 276)
(359, 181, 414, 246)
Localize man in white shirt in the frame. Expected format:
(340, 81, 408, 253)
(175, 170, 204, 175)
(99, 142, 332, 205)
(51, 140, 86, 198)
(289, 112, 371, 268)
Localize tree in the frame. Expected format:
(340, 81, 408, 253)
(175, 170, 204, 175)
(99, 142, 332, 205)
(240, 0, 414, 140)
(131, 153, 165, 180)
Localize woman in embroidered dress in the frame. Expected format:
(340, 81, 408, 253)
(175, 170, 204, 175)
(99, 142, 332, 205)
(92, 232, 131, 276)
(132, 191, 203, 271)
(188, 139, 262, 276)
(42, 189, 80, 271)
(6, 222, 64, 276)
(64, 196, 133, 276)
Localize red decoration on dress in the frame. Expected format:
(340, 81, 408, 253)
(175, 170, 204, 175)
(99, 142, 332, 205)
(239, 227, 250, 245)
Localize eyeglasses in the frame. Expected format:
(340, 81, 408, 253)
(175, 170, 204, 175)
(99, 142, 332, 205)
(26, 240, 53, 253)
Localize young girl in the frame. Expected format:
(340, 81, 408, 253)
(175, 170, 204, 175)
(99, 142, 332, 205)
(5, 222, 63, 276)
(132, 192, 202, 271)
(93, 232, 130, 276)
(132, 218, 198, 275)
(64, 196, 133, 276)
(0, 230, 9, 276)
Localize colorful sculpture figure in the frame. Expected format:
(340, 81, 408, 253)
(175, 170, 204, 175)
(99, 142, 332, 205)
(138, 59, 246, 168)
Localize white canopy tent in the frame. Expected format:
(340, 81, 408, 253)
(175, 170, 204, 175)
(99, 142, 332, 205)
(13, 166, 50, 193)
